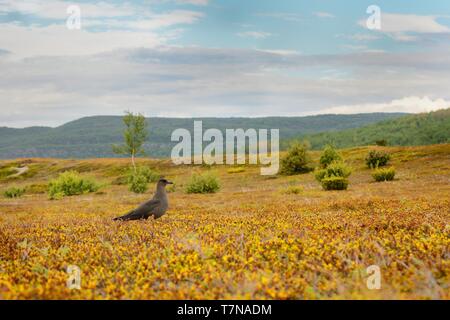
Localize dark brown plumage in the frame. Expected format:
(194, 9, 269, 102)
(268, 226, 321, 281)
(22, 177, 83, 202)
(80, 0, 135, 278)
(113, 178, 173, 221)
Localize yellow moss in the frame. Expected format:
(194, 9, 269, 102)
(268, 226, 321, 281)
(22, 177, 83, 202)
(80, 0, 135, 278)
(0, 144, 449, 299)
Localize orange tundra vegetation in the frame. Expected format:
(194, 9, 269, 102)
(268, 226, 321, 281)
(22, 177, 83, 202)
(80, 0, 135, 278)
(0, 144, 449, 299)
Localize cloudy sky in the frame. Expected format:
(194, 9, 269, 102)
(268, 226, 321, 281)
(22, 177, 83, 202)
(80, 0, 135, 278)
(1, 0, 450, 127)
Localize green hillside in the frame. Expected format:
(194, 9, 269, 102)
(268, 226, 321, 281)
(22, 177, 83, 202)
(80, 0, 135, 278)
(298, 109, 450, 149)
(0, 113, 405, 159)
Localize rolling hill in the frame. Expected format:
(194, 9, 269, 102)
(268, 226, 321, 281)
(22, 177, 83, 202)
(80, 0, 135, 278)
(0, 113, 406, 159)
(298, 108, 450, 149)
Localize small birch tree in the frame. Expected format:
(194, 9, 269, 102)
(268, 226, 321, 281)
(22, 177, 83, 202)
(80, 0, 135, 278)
(113, 112, 148, 172)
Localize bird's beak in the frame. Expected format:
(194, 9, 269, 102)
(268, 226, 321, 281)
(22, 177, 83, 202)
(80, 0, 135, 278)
(167, 181, 174, 185)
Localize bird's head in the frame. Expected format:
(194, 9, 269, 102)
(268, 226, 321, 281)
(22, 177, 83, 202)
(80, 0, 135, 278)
(158, 178, 173, 187)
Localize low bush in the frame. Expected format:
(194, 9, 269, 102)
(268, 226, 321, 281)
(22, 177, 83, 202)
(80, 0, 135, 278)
(372, 167, 396, 182)
(0, 166, 17, 180)
(138, 166, 161, 183)
(186, 172, 220, 194)
(4, 186, 26, 198)
(280, 141, 312, 175)
(48, 171, 100, 200)
(126, 167, 161, 194)
(366, 150, 391, 168)
(314, 161, 352, 191)
(127, 169, 149, 194)
(227, 167, 245, 174)
(315, 161, 352, 181)
(319, 145, 342, 168)
(281, 185, 303, 195)
(321, 176, 349, 191)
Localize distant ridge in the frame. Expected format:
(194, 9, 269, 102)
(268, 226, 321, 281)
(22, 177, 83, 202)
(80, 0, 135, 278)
(0, 113, 408, 159)
(298, 108, 450, 149)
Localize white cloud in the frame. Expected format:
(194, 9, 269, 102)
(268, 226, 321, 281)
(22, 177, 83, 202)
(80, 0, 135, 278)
(358, 13, 450, 42)
(380, 13, 450, 34)
(0, 5, 204, 57)
(256, 12, 302, 22)
(337, 33, 381, 41)
(237, 31, 272, 39)
(124, 10, 203, 30)
(1, 46, 450, 127)
(0, 24, 164, 57)
(0, 0, 138, 19)
(319, 96, 450, 114)
(256, 49, 301, 56)
(342, 44, 368, 51)
(176, 0, 209, 5)
(1, 4, 450, 127)
(314, 12, 334, 19)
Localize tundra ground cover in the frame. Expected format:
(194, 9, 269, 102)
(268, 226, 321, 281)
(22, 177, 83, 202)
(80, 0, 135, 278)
(0, 145, 449, 299)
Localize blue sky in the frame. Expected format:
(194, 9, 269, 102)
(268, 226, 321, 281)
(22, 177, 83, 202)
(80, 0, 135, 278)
(1, 0, 450, 127)
(176, 0, 450, 54)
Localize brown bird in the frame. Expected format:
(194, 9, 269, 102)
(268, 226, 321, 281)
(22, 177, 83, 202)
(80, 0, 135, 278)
(113, 178, 173, 221)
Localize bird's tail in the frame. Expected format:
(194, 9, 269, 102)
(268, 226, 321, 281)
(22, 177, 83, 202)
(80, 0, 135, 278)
(113, 214, 127, 221)
(113, 210, 134, 221)
(113, 210, 133, 221)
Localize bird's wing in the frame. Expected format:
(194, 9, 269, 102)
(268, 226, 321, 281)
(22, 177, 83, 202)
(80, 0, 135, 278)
(114, 198, 162, 221)
(127, 198, 161, 218)
(140, 198, 161, 213)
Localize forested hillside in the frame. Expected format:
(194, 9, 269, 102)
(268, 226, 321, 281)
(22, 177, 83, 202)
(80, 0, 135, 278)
(0, 113, 405, 159)
(297, 109, 450, 149)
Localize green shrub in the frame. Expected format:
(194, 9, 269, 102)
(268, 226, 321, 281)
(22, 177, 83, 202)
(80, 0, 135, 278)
(372, 167, 396, 182)
(48, 171, 100, 200)
(138, 166, 161, 183)
(314, 161, 352, 181)
(126, 167, 161, 194)
(366, 150, 391, 168)
(319, 144, 342, 168)
(227, 167, 245, 174)
(281, 185, 303, 195)
(314, 161, 352, 191)
(127, 170, 149, 194)
(320, 176, 349, 190)
(4, 186, 26, 198)
(0, 166, 17, 180)
(186, 172, 221, 194)
(280, 141, 312, 175)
